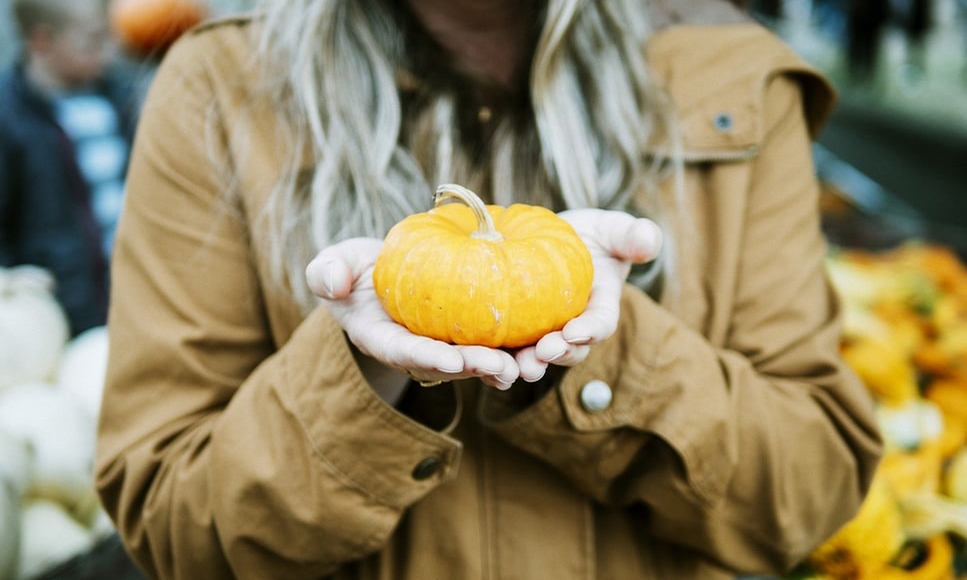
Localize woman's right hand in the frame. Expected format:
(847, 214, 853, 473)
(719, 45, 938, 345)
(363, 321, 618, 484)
(306, 238, 521, 390)
(516, 208, 663, 373)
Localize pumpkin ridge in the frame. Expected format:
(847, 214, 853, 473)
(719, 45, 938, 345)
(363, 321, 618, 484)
(501, 239, 545, 347)
(530, 237, 593, 326)
(446, 238, 508, 346)
(493, 204, 554, 238)
(393, 234, 448, 338)
(412, 210, 471, 237)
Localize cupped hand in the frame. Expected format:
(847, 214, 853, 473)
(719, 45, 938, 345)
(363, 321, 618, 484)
(305, 238, 520, 389)
(515, 210, 663, 381)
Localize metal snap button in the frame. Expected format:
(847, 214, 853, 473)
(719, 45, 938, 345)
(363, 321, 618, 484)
(713, 112, 733, 132)
(412, 456, 443, 480)
(579, 380, 613, 413)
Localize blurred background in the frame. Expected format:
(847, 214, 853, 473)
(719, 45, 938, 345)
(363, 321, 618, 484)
(0, 0, 255, 62)
(758, 0, 967, 256)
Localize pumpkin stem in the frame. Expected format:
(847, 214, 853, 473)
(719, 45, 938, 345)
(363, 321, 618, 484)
(434, 184, 503, 241)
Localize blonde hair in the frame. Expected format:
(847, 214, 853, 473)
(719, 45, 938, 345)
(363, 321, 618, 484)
(253, 0, 679, 310)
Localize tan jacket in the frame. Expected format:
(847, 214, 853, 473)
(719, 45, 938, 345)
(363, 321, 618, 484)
(95, 11, 883, 580)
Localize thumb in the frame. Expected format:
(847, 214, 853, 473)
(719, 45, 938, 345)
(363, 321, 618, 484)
(306, 237, 383, 299)
(306, 258, 353, 299)
(606, 217, 663, 264)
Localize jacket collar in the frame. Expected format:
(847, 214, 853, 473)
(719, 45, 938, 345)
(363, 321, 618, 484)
(645, 22, 836, 162)
(235, 9, 837, 170)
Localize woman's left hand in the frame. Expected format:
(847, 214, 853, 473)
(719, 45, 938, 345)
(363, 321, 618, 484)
(515, 209, 663, 381)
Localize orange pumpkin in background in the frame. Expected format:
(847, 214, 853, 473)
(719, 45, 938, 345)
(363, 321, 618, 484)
(109, 0, 208, 58)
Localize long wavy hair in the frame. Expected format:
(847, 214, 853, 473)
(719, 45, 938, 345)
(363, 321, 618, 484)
(252, 0, 680, 311)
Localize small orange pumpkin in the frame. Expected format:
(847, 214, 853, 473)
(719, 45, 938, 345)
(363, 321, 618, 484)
(373, 184, 594, 349)
(109, 0, 207, 57)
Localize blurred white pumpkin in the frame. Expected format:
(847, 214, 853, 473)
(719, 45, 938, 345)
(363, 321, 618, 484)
(0, 266, 69, 389)
(0, 428, 32, 580)
(57, 326, 110, 421)
(16, 499, 96, 580)
(0, 477, 21, 580)
(0, 384, 97, 511)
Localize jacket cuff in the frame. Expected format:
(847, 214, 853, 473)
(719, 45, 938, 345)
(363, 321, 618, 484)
(279, 306, 463, 509)
(479, 285, 732, 506)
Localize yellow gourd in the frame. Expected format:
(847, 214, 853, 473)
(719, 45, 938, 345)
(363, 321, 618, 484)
(875, 535, 955, 580)
(944, 447, 967, 502)
(0, 266, 69, 389)
(809, 473, 907, 579)
(372, 184, 594, 348)
(924, 379, 967, 456)
(841, 338, 920, 406)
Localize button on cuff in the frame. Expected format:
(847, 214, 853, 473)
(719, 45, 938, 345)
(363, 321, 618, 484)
(412, 456, 443, 480)
(579, 380, 613, 413)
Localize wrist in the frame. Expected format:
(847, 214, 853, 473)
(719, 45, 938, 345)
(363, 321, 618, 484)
(349, 342, 411, 406)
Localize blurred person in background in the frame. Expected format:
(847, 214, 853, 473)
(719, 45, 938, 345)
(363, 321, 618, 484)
(0, 0, 136, 337)
(960, 0, 967, 81)
(891, 0, 932, 84)
(845, 0, 890, 84)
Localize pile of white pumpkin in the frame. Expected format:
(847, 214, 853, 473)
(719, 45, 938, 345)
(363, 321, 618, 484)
(0, 266, 115, 580)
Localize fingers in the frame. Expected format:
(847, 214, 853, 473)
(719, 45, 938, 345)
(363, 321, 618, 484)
(356, 320, 465, 375)
(395, 344, 519, 390)
(560, 280, 623, 344)
(306, 238, 384, 299)
(515, 347, 549, 382)
(354, 322, 521, 389)
(533, 331, 592, 367)
(458, 346, 518, 381)
(458, 346, 519, 390)
(560, 209, 663, 264)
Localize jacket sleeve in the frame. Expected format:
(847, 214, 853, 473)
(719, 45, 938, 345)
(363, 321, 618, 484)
(94, 30, 461, 580)
(478, 73, 883, 574)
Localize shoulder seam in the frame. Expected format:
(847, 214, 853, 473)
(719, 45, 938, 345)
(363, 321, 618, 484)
(189, 11, 258, 36)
